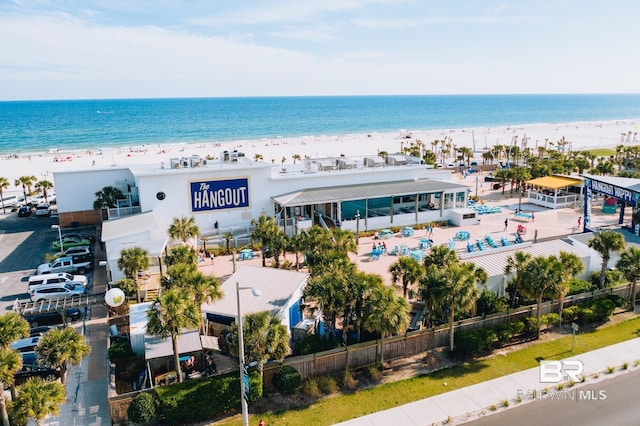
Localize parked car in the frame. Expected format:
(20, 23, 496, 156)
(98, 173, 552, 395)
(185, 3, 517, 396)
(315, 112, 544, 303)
(17, 205, 32, 217)
(29, 272, 88, 289)
(29, 283, 86, 302)
(51, 237, 92, 251)
(62, 232, 95, 243)
(36, 255, 93, 275)
(63, 246, 93, 256)
(35, 203, 51, 217)
(10, 336, 41, 353)
(28, 325, 58, 337)
(22, 308, 82, 327)
(14, 351, 61, 385)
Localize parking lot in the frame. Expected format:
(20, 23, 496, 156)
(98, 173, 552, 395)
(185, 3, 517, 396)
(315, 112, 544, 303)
(0, 212, 97, 314)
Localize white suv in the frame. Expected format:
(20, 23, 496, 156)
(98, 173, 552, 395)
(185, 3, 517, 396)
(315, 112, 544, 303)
(34, 203, 51, 217)
(28, 273, 87, 289)
(29, 283, 86, 302)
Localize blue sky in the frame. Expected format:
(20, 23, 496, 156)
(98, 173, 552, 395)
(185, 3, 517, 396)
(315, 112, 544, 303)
(1, 0, 640, 100)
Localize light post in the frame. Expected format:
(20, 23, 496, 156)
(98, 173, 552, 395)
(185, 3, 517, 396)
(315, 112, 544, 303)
(236, 282, 261, 426)
(475, 175, 479, 198)
(355, 210, 360, 245)
(51, 224, 63, 254)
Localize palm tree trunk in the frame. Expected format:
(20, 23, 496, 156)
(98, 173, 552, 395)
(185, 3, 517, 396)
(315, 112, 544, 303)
(536, 298, 542, 340)
(630, 279, 638, 310)
(60, 362, 68, 384)
(448, 307, 455, 352)
(1, 391, 9, 426)
(173, 336, 183, 383)
(134, 277, 141, 304)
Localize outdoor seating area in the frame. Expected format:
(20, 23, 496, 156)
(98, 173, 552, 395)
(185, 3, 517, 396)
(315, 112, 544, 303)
(485, 235, 498, 248)
(455, 230, 471, 241)
(239, 248, 254, 260)
(401, 227, 415, 237)
(380, 229, 394, 239)
(469, 204, 502, 214)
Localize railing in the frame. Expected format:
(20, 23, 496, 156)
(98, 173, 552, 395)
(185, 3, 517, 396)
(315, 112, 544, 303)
(262, 283, 634, 387)
(106, 206, 142, 220)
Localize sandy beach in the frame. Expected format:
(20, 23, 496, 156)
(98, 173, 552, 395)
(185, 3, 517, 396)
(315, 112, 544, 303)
(1, 118, 639, 196)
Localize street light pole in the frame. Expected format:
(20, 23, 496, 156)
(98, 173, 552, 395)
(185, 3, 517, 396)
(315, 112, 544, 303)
(236, 282, 261, 426)
(51, 224, 63, 254)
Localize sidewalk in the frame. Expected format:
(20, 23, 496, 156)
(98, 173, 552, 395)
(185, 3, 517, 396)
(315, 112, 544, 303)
(335, 338, 640, 425)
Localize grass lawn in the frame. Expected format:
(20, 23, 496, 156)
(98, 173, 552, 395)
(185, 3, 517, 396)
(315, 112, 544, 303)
(212, 316, 640, 426)
(584, 147, 616, 156)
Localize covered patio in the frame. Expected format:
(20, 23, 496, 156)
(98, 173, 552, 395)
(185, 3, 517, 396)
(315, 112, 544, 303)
(526, 175, 583, 209)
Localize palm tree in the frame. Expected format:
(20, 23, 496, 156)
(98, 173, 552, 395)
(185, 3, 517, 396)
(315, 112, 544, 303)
(36, 328, 90, 384)
(183, 272, 222, 332)
(168, 215, 200, 245)
(0, 312, 29, 348)
(389, 257, 424, 298)
(0, 348, 22, 426)
(430, 262, 484, 351)
(165, 245, 198, 268)
(504, 251, 533, 310)
(346, 272, 382, 342)
(146, 287, 200, 383)
(10, 377, 66, 426)
(519, 256, 564, 339)
(0, 177, 9, 213)
(616, 246, 640, 308)
(588, 230, 626, 289)
(363, 285, 410, 367)
(250, 215, 282, 267)
(93, 185, 124, 210)
(117, 247, 151, 303)
(34, 180, 54, 204)
(292, 154, 301, 164)
(15, 176, 36, 203)
(303, 262, 351, 340)
(230, 311, 290, 383)
(557, 251, 584, 321)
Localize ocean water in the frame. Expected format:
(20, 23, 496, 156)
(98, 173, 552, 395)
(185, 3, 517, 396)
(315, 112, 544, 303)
(1, 94, 640, 155)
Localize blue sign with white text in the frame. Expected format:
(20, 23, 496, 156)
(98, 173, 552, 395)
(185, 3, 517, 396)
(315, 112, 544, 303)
(190, 178, 249, 212)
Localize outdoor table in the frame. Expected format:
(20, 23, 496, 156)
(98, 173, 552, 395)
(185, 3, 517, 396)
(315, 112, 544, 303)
(380, 229, 394, 239)
(370, 249, 383, 260)
(401, 227, 414, 237)
(240, 249, 254, 260)
(419, 238, 431, 249)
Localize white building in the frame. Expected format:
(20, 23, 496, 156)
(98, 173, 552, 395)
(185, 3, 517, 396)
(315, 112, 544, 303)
(202, 266, 311, 337)
(53, 152, 472, 277)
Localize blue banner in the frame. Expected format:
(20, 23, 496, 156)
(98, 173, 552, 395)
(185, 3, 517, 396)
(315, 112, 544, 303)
(190, 178, 249, 212)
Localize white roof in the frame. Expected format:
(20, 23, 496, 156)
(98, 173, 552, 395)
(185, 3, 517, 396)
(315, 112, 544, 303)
(202, 266, 309, 319)
(101, 211, 159, 242)
(109, 237, 169, 260)
(467, 239, 593, 278)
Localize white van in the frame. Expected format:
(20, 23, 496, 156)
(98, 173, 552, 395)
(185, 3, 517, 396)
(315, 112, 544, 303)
(28, 273, 87, 289)
(34, 203, 51, 217)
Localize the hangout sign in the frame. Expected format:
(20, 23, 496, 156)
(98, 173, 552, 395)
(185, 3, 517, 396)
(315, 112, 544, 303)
(190, 178, 249, 212)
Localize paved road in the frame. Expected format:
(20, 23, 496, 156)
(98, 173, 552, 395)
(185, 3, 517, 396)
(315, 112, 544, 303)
(463, 368, 640, 426)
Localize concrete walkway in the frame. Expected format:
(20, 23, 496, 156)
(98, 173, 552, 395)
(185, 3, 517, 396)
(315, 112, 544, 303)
(335, 338, 640, 426)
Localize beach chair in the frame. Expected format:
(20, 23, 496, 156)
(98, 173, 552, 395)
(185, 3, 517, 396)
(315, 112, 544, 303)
(467, 243, 475, 253)
(448, 238, 457, 251)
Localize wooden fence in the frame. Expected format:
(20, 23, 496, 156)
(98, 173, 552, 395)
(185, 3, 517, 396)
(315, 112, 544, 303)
(263, 283, 633, 387)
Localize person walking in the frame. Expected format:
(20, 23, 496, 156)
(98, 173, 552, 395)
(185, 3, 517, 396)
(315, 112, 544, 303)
(577, 216, 582, 228)
(209, 250, 215, 264)
(504, 218, 508, 231)
(258, 420, 265, 426)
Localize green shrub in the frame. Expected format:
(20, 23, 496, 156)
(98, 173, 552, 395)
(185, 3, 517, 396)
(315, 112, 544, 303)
(476, 290, 507, 316)
(606, 294, 627, 308)
(454, 329, 485, 356)
(128, 392, 157, 424)
(113, 278, 137, 300)
(541, 313, 560, 328)
(577, 307, 595, 325)
(155, 370, 262, 426)
(494, 323, 512, 343)
(562, 305, 580, 322)
(365, 366, 382, 382)
(509, 321, 525, 336)
(567, 278, 594, 296)
(523, 317, 539, 336)
(272, 365, 301, 395)
(108, 339, 134, 361)
(292, 334, 341, 356)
